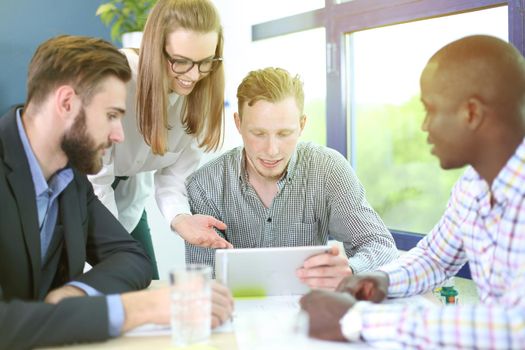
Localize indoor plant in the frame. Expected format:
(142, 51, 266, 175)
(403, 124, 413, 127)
(96, 0, 157, 45)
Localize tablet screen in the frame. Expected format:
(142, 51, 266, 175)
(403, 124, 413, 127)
(215, 245, 330, 297)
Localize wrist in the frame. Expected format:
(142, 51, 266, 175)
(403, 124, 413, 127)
(121, 291, 155, 332)
(171, 213, 191, 231)
(121, 288, 170, 332)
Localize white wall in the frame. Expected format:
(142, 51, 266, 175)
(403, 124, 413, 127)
(147, 196, 185, 279)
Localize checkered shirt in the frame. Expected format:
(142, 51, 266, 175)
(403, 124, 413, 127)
(185, 142, 398, 274)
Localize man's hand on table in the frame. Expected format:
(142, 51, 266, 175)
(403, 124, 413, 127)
(336, 270, 389, 302)
(299, 290, 356, 341)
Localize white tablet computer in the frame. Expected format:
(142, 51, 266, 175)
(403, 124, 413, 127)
(215, 245, 330, 297)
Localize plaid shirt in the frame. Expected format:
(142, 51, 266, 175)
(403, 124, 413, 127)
(185, 142, 398, 273)
(351, 138, 525, 349)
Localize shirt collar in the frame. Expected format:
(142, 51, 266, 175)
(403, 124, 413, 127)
(471, 137, 525, 214)
(285, 147, 298, 182)
(236, 147, 249, 188)
(16, 108, 49, 197)
(491, 137, 525, 203)
(16, 109, 74, 197)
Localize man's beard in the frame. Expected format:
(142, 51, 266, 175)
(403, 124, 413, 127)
(60, 108, 110, 174)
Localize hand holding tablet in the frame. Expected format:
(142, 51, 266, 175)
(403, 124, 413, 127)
(296, 245, 354, 290)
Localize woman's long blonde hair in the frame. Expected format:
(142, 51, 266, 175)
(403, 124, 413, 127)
(137, 0, 224, 154)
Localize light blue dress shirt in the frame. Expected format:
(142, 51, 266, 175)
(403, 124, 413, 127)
(16, 110, 124, 336)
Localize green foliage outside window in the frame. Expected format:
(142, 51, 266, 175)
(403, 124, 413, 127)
(299, 95, 463, 234)
(355, 96, 464, 233)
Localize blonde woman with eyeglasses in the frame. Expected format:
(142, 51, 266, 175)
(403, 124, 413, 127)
(89, 0, 233, 279)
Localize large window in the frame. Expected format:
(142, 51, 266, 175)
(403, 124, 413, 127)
(351, 7, 508, 233)
(250, 0, 523, 235)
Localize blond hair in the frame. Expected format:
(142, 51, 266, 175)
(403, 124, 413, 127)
(236, 67, 304, 118)
(27, 35, 130, 106)
(137, 0, 224, 154)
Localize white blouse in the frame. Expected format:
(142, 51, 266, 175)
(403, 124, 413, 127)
(88, 49, 202, 232)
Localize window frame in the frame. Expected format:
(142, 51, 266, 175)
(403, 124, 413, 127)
(252, 0, 521, 158)
(251, 1, 523, 277)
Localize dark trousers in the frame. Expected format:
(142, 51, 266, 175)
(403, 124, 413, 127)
(112, 176, 160, 280)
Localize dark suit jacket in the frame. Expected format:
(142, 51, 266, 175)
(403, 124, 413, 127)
(0, 107, 153, 349)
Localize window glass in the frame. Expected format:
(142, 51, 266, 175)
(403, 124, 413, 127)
(348, 6, 508, 233)
(249, 28, 327, 146)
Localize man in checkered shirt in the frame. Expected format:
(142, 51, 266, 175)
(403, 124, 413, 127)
(184, 67, 398, 290)
(301, 35, 525, 349)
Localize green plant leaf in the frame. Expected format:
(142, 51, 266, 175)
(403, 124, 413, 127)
(95, 3, 117, 16)
(111, 19, 123, 42)
(96, 0, 158, 42)
(99, 10, 116, 26)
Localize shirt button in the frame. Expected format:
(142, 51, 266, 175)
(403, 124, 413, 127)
(267, 217, 272, 223)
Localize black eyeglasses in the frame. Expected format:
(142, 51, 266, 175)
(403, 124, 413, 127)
(165, 53, 223, 74)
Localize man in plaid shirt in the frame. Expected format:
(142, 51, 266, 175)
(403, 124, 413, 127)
(300, 35, 525, 349)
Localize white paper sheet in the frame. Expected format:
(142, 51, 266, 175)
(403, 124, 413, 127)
(125, 321, 233, 337)
(125, 323, 170, 337)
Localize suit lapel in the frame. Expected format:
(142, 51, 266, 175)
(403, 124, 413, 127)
(2, 107, 42, 297)
(60, 178, 86, 280)
(7, 171, 41, 294)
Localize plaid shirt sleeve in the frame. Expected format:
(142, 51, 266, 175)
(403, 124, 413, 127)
(348, 169, 525, 349)
(379, 178, 469, 297)
(325, 148, 398, 273)
(353, 252, 525, 349)
(354, 299, 525, 349)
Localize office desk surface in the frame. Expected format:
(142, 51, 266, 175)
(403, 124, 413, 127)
(39, 280, 445, 350)
(40, 332, 236, 350)
(39, 279, 237, 350)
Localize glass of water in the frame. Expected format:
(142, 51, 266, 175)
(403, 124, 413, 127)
(169, 264, 212, 347)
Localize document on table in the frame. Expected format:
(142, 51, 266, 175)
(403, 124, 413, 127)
(125, 320, 233, 337)
(125, 323, 170, 337)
